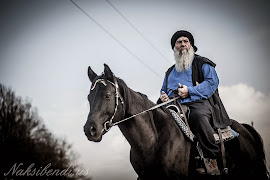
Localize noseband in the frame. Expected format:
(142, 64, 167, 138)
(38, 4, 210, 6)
(90, 77, 124, 132)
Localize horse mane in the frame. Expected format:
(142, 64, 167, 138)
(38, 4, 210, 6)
(115, 76, 154, 105)
(115, 76, 179, 135)
(137, 91, 149, 100)
(116, 76, 174, 119)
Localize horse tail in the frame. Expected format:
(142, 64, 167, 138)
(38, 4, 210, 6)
(242, 123, 270, 180)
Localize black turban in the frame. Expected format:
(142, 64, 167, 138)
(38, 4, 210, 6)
(171, 30, 198, 52)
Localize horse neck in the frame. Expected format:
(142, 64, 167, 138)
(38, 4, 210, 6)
(117, 81, 192, 175)
(117, 83, 158, 151)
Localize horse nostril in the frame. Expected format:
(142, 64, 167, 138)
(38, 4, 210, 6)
(89, 126, 97, 137)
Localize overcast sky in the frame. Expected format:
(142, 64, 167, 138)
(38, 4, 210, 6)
(1, 0, 270, 180)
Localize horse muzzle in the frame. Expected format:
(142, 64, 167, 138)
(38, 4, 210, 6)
(84, 122, 104, 142)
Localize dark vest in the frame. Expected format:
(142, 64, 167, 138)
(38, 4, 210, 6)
(164, 54, 231, 128)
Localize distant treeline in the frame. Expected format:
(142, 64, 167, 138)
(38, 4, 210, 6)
(0, 83, 91, 180)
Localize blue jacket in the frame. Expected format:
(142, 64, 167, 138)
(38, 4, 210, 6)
(161, 62, 219, 104)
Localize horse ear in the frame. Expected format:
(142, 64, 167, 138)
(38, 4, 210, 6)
(104, 64, 114, 82)
(88, 66, 97, 82)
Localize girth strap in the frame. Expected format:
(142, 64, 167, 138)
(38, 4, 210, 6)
(218, 128, 228, 174)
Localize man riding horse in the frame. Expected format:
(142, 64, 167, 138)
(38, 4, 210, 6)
(158, 30, 231, 175)
(85, 30, 269, 179)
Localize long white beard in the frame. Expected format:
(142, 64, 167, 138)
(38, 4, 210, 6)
(174, 46, 195, 73)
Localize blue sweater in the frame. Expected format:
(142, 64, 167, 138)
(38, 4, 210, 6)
(160, 63, 219, 104)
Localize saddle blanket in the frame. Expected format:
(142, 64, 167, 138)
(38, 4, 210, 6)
(213, 126, 239, 144)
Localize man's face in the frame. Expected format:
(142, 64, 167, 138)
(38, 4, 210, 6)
(174, 36, 191, 53)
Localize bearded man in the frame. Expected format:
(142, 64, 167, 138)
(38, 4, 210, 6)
(158, 30, 231, 175)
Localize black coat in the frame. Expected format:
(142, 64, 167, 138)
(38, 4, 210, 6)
(159, 54, 231, 128)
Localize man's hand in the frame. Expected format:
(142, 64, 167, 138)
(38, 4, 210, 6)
(160, 91, 169, 102)
(178, 83, 189, 98)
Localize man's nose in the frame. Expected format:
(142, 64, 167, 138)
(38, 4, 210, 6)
(180, 44, 186, 48)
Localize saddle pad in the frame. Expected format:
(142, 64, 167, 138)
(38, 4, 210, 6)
(213, 126, 239, 144)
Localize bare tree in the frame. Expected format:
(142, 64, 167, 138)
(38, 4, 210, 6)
(0, 83, 91, 180)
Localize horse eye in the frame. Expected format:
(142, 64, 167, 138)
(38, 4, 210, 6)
(105, 93, 110, 99)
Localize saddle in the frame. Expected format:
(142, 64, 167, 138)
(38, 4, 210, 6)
(166, 103, 239, 175)
(166, 104, 239, 144)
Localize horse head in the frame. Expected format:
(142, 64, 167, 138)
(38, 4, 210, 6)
(84, 64, 125, 142)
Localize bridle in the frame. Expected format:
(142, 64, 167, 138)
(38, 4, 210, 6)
(90, 77, 124, 132)
(90, 77, 180, 133)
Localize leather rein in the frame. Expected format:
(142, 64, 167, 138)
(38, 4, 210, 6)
(90, 78, 180, 133)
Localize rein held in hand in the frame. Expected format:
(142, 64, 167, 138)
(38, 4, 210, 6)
(90, 77, 180, 133)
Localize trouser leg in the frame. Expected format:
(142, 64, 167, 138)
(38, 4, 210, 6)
(188, 100, 220, 158)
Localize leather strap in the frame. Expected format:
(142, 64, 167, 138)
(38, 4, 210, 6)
(218, 128, 228, 174)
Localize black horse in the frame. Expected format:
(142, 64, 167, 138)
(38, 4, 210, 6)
(84, 64, 269, 180)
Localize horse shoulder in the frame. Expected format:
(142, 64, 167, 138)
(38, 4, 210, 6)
(154, 108, 192, 176)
